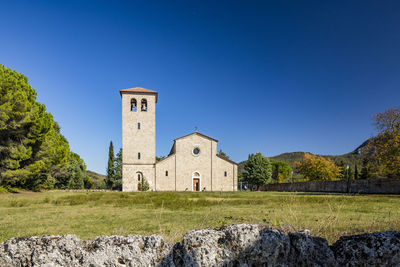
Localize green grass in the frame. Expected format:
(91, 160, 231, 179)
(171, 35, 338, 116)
(0, 191, 399, 244)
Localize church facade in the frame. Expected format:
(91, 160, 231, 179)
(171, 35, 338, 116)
(120, 87, 238, 192)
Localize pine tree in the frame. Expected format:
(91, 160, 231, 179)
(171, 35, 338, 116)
(106, 141, 115, 189)
(0, 64, 82, 191)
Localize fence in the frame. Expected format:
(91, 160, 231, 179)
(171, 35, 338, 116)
(259, 178, 400, 194)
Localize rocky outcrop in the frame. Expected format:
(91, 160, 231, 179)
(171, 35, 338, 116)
(0, 234, 172, 267)
(332, 231, 400, 266)
(0, 224, 399, 266)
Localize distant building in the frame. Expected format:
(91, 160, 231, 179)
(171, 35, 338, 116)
(120, 87, 238, 192)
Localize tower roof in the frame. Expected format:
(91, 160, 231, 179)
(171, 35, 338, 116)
(120, 87, 158, 102)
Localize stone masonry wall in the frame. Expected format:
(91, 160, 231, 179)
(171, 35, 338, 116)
(259, 178, 400, 194)
(1, 224, 399, 266)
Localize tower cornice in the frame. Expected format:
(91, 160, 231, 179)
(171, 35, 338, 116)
(120, 87, 158, 103)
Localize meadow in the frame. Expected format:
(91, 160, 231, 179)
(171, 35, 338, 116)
(0, 191, 399, 244)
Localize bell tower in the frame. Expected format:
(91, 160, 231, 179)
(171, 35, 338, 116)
(120, 87, 157, 191)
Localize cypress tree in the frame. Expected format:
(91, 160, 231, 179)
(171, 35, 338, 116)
(360, 158, 370, 179)
(354, 164, 359, 180)
(106, 141, 115, 189)
(113, 148, 122, 190)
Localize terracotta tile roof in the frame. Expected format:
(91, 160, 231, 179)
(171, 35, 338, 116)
(120, 87, 158, 102)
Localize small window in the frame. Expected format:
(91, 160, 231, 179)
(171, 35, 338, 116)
(165, 171, 168, 176)
(138, 122, 141, 129)
(138, 174, 141, 181)
(131, 98, 137, 111)
(224, 171, 227, 177)
(193, 147, 200, 155)
(138, 152, 141, 159)
(141, 99, 147, 111)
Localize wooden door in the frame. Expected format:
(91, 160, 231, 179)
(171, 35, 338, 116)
(193, 178, 200, 191)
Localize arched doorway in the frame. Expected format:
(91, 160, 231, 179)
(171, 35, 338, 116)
(192, 171, 201, 192)
(136, 171, 143, 191)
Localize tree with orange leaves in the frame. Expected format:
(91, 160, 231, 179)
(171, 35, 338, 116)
(295, 153, 342, 181)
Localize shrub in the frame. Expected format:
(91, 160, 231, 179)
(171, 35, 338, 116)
(138, 177, 150, 191)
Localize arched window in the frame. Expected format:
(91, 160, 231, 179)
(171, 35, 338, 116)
(141, 99, 147, 111)
(131, 98, 137, 111)
(137, 172, 143, 181)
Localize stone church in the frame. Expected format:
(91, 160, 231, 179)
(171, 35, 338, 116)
(120, 87, 238, 192)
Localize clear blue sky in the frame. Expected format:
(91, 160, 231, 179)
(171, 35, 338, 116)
(1, 0, 399, 174)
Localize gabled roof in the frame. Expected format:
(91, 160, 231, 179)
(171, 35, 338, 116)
(216, 154, 239, 166)
(120, 87, 158, 102)
(164, 131, 238, 165)
(174, 131, 218, 142)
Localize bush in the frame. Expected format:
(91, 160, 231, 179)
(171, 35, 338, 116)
(83, 175, 94, 189)
(138, 177, 150, 191)
(98, 180, 107, 190)
(0, 186, 20, 193)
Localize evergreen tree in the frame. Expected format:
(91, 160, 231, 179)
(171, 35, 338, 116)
(348, 167, 354, 180)
(0, 64, 86, 191)
(113, 148, 122, 190)
(354, 164, 359, 180)
(360, 158, 371, 179)
(106, 141, 115, 189)
(67, 162, 84, 189)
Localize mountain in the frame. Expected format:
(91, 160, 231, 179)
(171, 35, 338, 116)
(238, 139, 370, 174)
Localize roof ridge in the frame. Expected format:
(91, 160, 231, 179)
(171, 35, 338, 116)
(174, 131, 218, 142)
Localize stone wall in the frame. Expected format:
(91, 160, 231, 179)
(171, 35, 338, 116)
(259, 178, 400, 194)
(155, 155, 176, 191)
(1, 224, 399, 266)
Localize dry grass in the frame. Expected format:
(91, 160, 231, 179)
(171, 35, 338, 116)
(0, 191, 399, 243)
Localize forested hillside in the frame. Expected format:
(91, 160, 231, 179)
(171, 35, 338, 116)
(0, 64, 91, 191)
(87, 170, 106, 188)
(238, 140, 368, 175)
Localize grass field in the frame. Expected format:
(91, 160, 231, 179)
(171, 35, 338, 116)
(0, 191, 399, 244)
